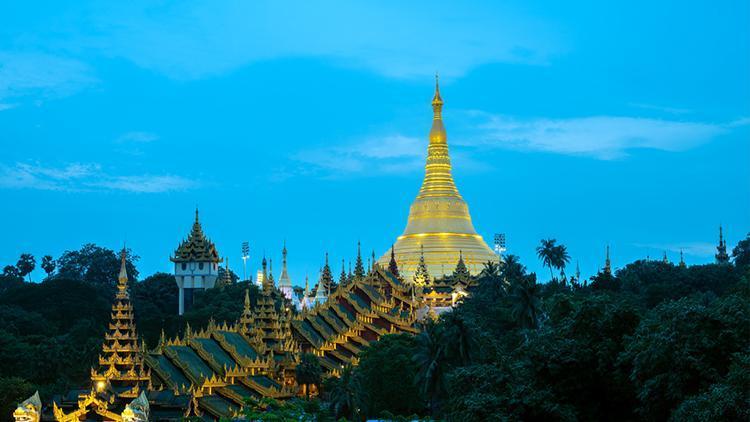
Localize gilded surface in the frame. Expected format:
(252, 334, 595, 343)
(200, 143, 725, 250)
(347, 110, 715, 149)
(379, 77, 498, 278)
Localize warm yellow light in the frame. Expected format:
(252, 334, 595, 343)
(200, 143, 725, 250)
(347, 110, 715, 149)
(96, 381, 106, 392)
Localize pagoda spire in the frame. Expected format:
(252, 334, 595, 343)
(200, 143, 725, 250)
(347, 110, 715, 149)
(413, 245, 430, 286)
(91, 245, 149, 390)
(388, 244, 400, 278)
(278, 241, 293, 299)
(603, 245, 612, 276)
(662, 251, 669, 264)
(679, 249, 686, 268)
(432, 72, 443, 120)
(319, 252, 334, 293)
(339, 259, 348, 286)
(117, 246, 129, 299)
(716, 225, 730, 264)
(354, 241, 365, 279)
(217, 258, 232, 287)
(419, 72, 459, 199)
(452, 250, 470, 283)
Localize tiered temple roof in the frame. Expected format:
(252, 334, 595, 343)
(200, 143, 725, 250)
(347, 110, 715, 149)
(31, 259, 476, 421)
(170, 209, 221, 263)
(90, 248, 151, 393)
(292, 265, 420, 376)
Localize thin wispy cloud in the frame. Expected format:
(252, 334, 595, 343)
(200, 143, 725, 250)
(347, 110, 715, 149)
(628, 103, 692, 115)
(0, 51, 96, 102)
(0, 162, 198, 193)
(291, 134, 491, 178)
(292, 135, 424, 177)
(461, 112, 743, 160)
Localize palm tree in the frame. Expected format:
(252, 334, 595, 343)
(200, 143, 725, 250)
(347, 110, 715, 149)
(442, 311, 473, 365)
(413, 320, 446, 414)
(511, 277, 542, 329)
(329, 364, 362, 420)
(479, 261, 500, 279)
(499, 254, 526, 285)
(552, 244, 571, 282)
(536, 239, 558, 281)
(295, 353, 322, 398)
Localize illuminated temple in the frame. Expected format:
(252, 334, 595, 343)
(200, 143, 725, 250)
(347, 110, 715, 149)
(378, 77, 498, 279)
(13, 82, 491, 421)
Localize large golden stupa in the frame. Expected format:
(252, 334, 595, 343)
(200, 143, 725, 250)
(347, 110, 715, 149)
(378, 77, 498, 279)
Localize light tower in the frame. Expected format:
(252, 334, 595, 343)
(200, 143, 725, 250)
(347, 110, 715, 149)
(241, 241, 249, 281)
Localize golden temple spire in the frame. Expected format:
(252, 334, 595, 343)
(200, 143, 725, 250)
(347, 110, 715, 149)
(604, 245, 612, 275)
(432, 72, 443, 119)
(420, 73, 459, 199)
(117, 246, 129, 299)
(118, 246, 128, 284)
(377, 78, 498, 278)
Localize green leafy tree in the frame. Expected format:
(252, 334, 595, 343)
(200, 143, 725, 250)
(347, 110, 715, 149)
(56, 243, 138, 286)
(358, 334, 424, 417)
(510, 275, 542, 329)
(2, 265, 20, 278)
(671, 352, 750, 421)
(414, 321, 447, 415)
(552, 244, 571, 280)
(0, 377, 35, 420)
(499, 254, 525, 285)
(327, 365, 363, 420)
(131, 272, 180, 346)
(620, 294, 750, 420)
(732, 233, 750, 272)
(16, 254, 35, 282)
(183, 281, 258, 330)
(296, 353, 322, 398)
(41, 255, 56, 278)
(536, 238, 558, 281)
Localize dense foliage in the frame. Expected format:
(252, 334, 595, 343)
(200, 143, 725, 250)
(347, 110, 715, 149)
(320, 236, 750, 421)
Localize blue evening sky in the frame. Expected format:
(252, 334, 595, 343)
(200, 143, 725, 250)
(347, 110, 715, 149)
(1, 1, 748, 284)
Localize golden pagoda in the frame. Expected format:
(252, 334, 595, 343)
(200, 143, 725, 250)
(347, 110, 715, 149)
(379, 76, 498, 279)
(90, 247, 151, 393)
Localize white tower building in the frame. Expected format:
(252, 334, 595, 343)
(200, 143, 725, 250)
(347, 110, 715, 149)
(170, 209, 222, 315)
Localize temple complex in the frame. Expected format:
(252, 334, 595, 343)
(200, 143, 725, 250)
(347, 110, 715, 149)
(21, 250, 456, 420)
(13, 81, 491, 421)
(378, 76, 498, 279)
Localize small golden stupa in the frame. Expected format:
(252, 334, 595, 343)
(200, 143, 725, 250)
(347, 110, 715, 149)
(379, 76, 498, 279)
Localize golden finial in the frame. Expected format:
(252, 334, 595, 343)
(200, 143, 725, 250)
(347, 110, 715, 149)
(432, 72, 443, 119)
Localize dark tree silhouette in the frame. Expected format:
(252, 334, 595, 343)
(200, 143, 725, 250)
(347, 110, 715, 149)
(16, 254, 35, 282)
(41, 255, 56, 278)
